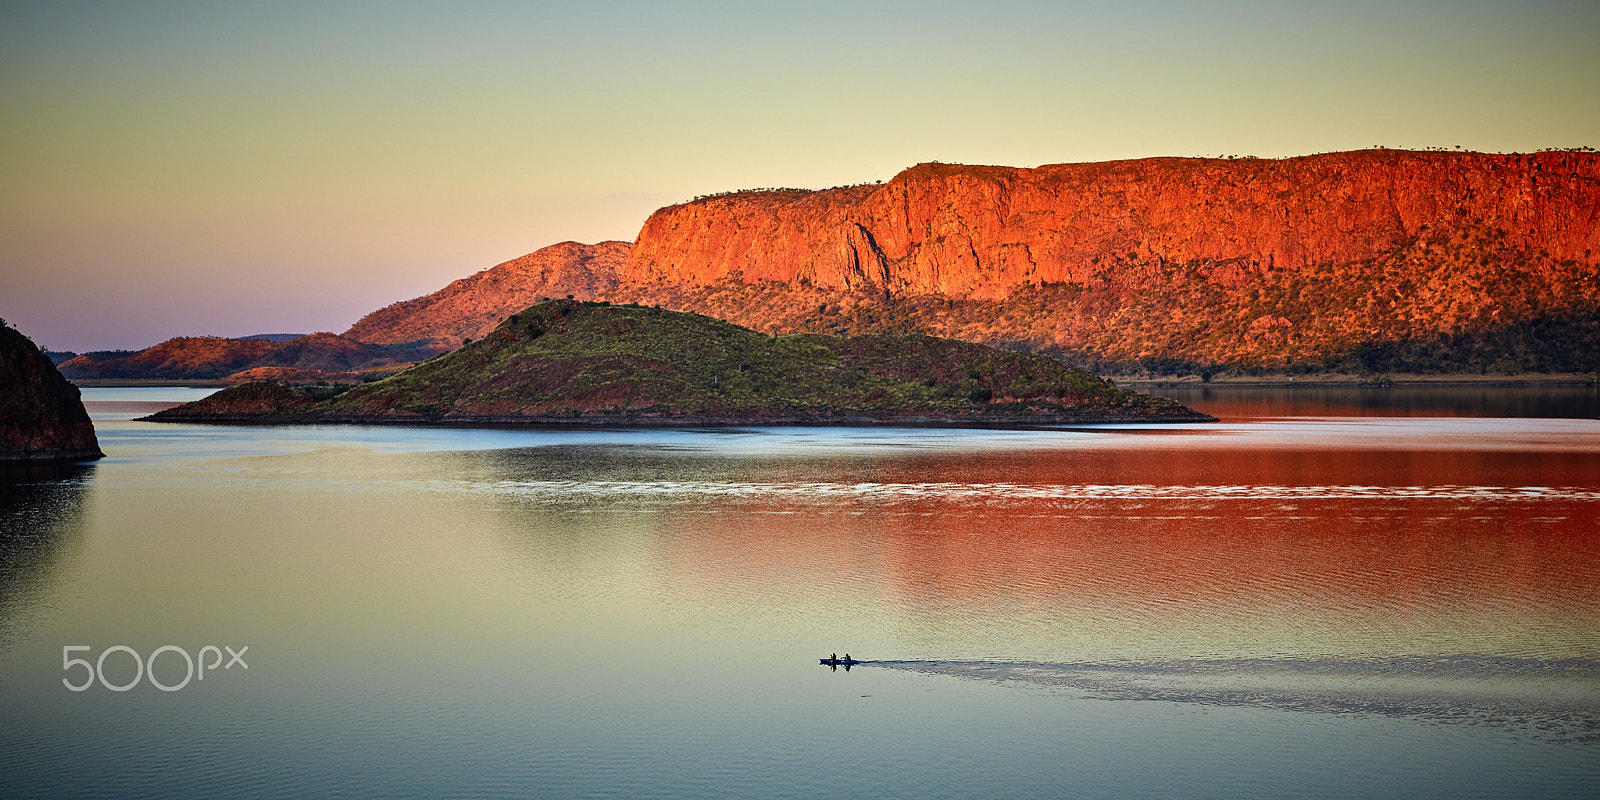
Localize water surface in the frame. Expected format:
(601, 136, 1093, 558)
(1, 387, 1596, 798)
(1145, 382, 1600, 420)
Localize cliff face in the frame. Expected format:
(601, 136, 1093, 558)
(620, 151, 1600, 369)
(1, 322, 102, 462)
(631, 151, 1598, 301)
(340, 151, 1600, 373)
(345, 240, 632, 350)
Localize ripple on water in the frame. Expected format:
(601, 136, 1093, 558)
(301, 477, 1600, 504)
(869, 657, 1600, 744)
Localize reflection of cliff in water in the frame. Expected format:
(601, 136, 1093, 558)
(1145, 384, 1600, 420)
(450, 443, 1600, 663)
(0, 463, 93, 637)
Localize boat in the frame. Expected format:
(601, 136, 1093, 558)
(819, 657, 861, 666)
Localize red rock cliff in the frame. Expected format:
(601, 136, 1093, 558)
(345, 151, 1599, 372)
(630, 151, 1598, 300)
(621, 150, 1599, 368)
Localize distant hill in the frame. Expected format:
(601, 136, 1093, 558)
(343, 150, 1600, 377)
(149, 301, 1209, 425)
(1, 320, 101, 461)
(239, 333, 307, 342)
(58, 333, 429, 382)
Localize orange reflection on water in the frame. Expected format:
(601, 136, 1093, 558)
(648, 447, 1600, 661)
(1146, 385, 1600, 420)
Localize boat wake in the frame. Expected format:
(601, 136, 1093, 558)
(869, 656, 1600, 744)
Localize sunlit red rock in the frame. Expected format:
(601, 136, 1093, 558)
(343, 150, 1600, 372)
(622, 150, 1600, 368)
(632, 151, 1599, 300)
(345, 240, 631, 350)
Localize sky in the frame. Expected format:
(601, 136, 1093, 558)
(2, 1, 1596, 352)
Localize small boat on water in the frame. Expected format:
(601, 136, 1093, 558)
(820, 657, 861, 666)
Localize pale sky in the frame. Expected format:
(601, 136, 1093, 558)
(2, 0, 1596, 351)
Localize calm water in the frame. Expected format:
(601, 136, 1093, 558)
(1143, 382, 1600, 420)
(1, 386, 1597, 798)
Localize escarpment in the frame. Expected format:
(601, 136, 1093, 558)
(344, 150, 1600, 374)
(631, 151, 1599, 301)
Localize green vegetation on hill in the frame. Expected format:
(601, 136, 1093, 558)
(617, 224, 1600, 381)
(148, 301, 1209, 425)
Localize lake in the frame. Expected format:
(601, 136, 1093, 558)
(2, 385, 1597, 798)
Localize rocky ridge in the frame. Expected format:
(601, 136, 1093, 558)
(345, 241, 631, 351)
(345, 150, 1600, 374)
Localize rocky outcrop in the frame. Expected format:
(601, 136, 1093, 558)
(1, 322, 102, 462)
(342, 150, 1600, 373)
(345, 240, 632, 350)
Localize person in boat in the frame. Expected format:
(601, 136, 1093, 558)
(843, 653, 851, 662)
(831, 653, 838, 663)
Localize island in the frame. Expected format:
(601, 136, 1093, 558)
(144, 300, 1213, 426)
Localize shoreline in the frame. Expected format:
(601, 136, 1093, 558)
(74, 374, 1600, 391)
(137, 409, 1219, 428)
(70, 378, 230, 388)
(1112, 373, 1599, 388)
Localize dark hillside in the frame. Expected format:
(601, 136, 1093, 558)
(150, 301, 1209, 426)
(1, 321, 102, 461)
